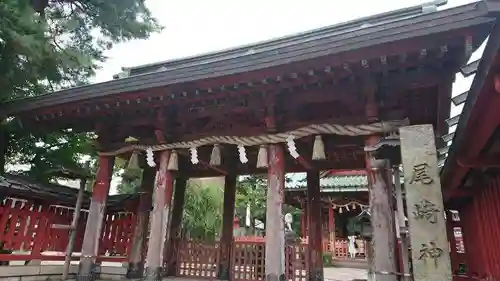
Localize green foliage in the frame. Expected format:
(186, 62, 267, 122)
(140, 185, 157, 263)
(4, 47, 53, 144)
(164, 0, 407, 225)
(115, 157, 142, 194)
(322, 252, 333, 267)
(235, 175, 267, 229)
(1, 0, 161, 179)
(181, 182, 224, 241)
(235, 174, 299, 234)
(6, 120, 96, 182)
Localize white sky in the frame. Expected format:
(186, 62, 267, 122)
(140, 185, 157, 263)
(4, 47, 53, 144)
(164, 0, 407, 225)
(17, 0, 483, 194)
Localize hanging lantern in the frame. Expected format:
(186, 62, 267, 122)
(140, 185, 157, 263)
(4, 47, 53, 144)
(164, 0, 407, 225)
(256, 145, 268, 168)
(210, 144, 222, 166)
(312, 135, 326, 160)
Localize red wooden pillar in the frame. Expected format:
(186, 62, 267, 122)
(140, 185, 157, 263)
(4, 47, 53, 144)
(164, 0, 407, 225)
(165, 175, 187, 276)
(219, 173, 237, 280)
(328, 204, 335, 255)
(365, 152, 397, 281)
(265, 144, 286, 281)
(126, 166, 155, 278)
(144, 150, 175, 281)
(77, 155, 115, 280)
(307, 170, 324, 281)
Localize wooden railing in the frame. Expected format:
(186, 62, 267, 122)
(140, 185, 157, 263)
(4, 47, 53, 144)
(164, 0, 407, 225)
(231, 240, 265, 281)
(176, 240, 220, 279)
(0, 197, 132, 263)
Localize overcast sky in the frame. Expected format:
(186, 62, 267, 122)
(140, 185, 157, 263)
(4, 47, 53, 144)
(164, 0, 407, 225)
(89, 0, 483, 193)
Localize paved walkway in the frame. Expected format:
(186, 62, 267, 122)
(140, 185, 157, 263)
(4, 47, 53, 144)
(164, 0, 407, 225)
(324, 267, 367, 281)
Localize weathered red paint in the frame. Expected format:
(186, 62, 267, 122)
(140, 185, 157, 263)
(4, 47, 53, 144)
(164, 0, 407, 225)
(328, 204, 335, 253)
(144, 150, 175, 280)
(265, 144, 286, 281)
(459, 176, 500, 280)
(78, 155, 115, 277)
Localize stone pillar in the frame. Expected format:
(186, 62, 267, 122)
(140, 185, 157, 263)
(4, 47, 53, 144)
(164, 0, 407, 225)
(399, 125, 452, 281)
(219, 173, 237, 280)
(265, 144, 286, 281)
(77, 155, 115, 281)
(307, 171, 324, 281)
(144, 151, 175, 281)
(165, 175, 187, 276)
(367, 158, 397, 281)
(126, 166, 155, 279)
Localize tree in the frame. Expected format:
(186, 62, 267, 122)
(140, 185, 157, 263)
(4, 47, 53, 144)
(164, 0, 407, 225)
(181, 182, 223, 241)
(235, 174, 301, 235)
(235, 175, 267, 232)
(1, 0, 161, 178)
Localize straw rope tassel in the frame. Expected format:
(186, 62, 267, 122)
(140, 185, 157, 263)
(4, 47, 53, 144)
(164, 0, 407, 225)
(256, 145, 268, 168)
(312, 135, 326, 160)
(167, 150, 178, 171)
(210, 144, 222, 165)
(127, 151, 140, 170)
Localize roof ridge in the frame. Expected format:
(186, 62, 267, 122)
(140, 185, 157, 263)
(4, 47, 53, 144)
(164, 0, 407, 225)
(122, 1, 447, 75)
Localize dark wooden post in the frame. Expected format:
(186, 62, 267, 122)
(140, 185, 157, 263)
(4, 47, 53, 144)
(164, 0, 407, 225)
(77, 155, 115, 281)
(126, 166, 155, 279)
(301, 204, 307, 238)
(265, 144, 286, 281)
(219, 173, 237, 280)
(163, 174, 188, 276)
(307, 170, 324, 281)
(165, 175, 187, 276)
(144, 150, 175, 281)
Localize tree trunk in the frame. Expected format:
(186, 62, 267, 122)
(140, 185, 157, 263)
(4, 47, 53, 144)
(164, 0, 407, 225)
(0, 123, 8, 175)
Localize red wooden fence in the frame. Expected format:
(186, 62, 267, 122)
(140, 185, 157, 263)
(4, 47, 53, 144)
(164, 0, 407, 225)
(0, 197, 134, 262)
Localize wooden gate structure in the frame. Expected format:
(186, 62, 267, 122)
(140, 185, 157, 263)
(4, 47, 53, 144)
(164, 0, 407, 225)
(2, 1, 500, 281)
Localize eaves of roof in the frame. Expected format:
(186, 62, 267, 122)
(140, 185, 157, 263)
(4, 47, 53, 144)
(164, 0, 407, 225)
(0, 1, 495, 116)
(440, 20, 500, 189)
(0, 174, 137, 211)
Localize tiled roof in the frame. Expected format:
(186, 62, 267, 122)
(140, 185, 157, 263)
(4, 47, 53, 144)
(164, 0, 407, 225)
(286, 173, 368, 191)
(0, 174, 137, 211)
(320, 175, 368, 187)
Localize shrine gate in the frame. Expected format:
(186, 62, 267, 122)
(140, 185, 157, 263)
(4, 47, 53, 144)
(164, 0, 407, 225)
(1, 1, 500, 281)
